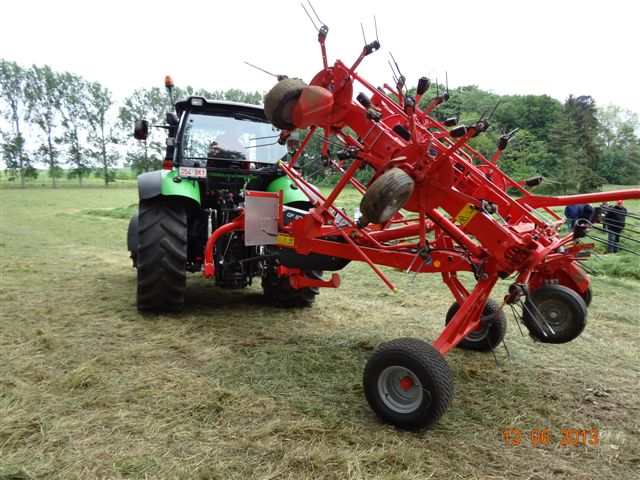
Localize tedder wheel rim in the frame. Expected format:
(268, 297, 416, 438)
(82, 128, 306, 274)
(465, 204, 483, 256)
(522, 285, 587, 344)
(537, 300, 571, 327)
(463, 328, 488, 342)
(377, 366, 425, 414)
(363, 338, 454, 429)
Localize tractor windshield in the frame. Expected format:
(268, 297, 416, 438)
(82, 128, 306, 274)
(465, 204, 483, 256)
(180, 112, 286, 167)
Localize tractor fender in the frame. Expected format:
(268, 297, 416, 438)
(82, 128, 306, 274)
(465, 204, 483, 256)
(137, 170, 201, 205)
(267, 175, 320, 205)
(137, 170, 163, 200)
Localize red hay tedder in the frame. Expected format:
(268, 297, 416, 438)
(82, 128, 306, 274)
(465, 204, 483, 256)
(199, 16, 640, 430)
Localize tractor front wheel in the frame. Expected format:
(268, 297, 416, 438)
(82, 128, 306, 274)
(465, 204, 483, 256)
(445, 298, 507, 351)
(136, 197, 187, 311)
(523, 285, 587, 343)
(363, 338, 454, 430)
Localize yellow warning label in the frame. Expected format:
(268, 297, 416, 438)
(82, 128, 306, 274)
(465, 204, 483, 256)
(455, 204, 478, 227)
(276, 234, 295, 247)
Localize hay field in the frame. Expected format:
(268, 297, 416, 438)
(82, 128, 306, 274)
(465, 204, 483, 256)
(1, 187, 639, 479)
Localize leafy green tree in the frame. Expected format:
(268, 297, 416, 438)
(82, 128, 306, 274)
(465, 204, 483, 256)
(497, 129, 553, 182)
(426, 85, 500, 124)
(58, 72, 93, 185)
(493, 95, 562, 142)
(84, 81, 119, 186)
(547, 95, 605, 193)
(597, 105, 640, 184)
(118, 87, 169, 174)
(205, 88, 263, 105)
(25, 64, 62, 187)
(0, 60, 37, 186)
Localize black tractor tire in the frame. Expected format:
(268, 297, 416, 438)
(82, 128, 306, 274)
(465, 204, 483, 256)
(136, 197, 188, 311)
(523, 285, 587, 344)
(363, 338, 454, 430)
(445, 298, 507, 351)
(262, 267, 320, 308)
(127, 210, 139, 267)
(264, 78, 307, 130)
(360, 168, 415, 225)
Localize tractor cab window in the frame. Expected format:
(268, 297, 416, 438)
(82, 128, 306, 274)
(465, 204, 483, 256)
(180, 112, 286, 167)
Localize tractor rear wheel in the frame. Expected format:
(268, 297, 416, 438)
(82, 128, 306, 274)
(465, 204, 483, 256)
(136, 197, 187, 311)
(445, 298, 507, 351)
(261, 267, 320, 308)
(363, 338, 454, 430)
(523, 285, 587, 343)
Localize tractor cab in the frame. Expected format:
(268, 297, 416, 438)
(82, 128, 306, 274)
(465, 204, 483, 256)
(172, 97, 286, 175)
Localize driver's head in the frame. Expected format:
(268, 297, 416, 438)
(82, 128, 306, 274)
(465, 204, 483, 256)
(208, 141, 218, 157)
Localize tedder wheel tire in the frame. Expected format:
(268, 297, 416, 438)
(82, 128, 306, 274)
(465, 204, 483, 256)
(262, 266, 320, 308)
(264, 78, 308, 130)
(360, 168, 415, 225)
(582, 286, 592, 307)
(363, 338, 454, 430)
(445, 298, 507, 351)
(136, 197, 187, 311)
(523, 285, 587, 344)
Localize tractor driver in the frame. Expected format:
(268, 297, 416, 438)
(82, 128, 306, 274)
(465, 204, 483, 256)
(207, 128, 254, 170)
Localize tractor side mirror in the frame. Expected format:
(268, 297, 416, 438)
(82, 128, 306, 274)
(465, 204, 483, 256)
(166, 112, 179, 126)
(133, 119, 150, 140)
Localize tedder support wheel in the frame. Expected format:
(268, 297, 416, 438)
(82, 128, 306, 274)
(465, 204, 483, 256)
(445, 298, 507, 351)
(523, 285, 587, 344)
(261, 267, 320, 308)
(264, 78, 308, 131)
(582, 286, 593, 307)
(363, 338, 454, 430)
(136, 197, 187, 311)
(359, 168, 415, 225)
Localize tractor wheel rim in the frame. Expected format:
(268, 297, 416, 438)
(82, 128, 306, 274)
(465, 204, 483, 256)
(378, 366, 423, 414)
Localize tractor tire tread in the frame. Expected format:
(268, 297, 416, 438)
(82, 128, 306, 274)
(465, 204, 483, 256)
(137, 198, 187, 311)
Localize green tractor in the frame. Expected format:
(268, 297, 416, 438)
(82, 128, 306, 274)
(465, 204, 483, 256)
(127, 81, 346, 311)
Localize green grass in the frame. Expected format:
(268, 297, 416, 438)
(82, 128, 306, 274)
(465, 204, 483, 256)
(0, 168, 137, 189)
(1, 187, 639, 479)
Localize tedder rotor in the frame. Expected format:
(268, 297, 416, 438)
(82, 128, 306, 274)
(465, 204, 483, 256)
(202, 15, 640, 430)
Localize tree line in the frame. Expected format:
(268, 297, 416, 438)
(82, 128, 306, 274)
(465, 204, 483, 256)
(2, 59, 639, 191)
(0, 59, 261, 187)
(427, 86, 640, 193)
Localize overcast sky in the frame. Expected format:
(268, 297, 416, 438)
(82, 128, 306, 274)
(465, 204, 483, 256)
(1, 0, 639, 117)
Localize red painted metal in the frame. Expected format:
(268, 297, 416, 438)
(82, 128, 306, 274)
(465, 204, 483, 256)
(203, 211, 245, 278)
(399, 376, 414, 391)
(277, 265, 341, 289)
(202, 24, 640, 356)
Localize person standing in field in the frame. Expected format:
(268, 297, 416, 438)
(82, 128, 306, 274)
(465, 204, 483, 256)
(603, 200, 627, 253)
(590, 201, 608, 224)
(564, 204, 582, 231)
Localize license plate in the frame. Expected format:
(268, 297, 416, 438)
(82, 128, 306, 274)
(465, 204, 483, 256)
(179, 166, 207, 178)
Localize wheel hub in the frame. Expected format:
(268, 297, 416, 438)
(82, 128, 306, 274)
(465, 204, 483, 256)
(378, 366, 423, 414)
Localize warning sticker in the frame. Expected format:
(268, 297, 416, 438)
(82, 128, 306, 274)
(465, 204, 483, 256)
(276, 234, 295, 247)
(455, 204, 478, 227)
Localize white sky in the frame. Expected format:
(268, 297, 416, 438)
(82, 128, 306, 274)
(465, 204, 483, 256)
(1, 0, 639, 117)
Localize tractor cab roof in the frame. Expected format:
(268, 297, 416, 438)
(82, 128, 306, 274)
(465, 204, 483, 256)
(175, 97, 269, 124)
